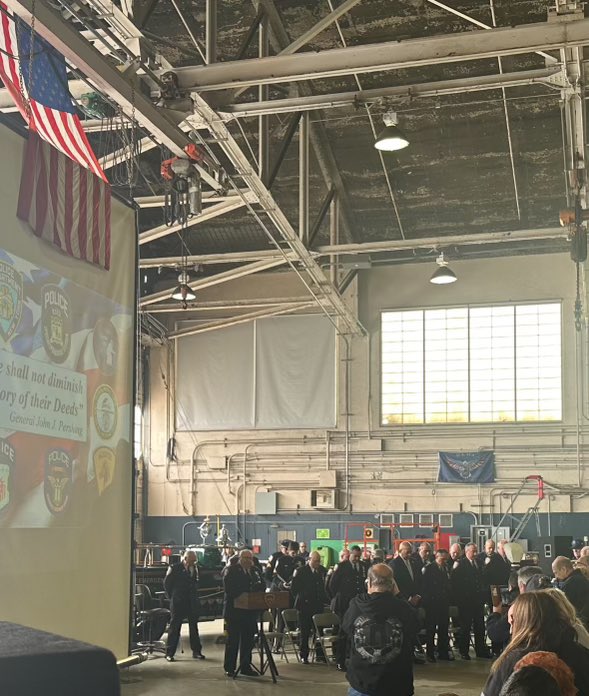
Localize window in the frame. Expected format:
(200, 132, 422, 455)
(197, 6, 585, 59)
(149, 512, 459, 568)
(381, 302, 562, 425)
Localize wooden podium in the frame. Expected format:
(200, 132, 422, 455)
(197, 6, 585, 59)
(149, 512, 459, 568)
(232, 592, 290, 683)
(234, 591, 290, 611)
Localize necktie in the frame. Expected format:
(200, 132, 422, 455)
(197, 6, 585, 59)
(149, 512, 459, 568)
(405, 559, 414, 580)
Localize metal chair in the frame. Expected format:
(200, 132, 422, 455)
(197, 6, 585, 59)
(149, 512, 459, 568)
(281, 608, 301, 662)
(132, 584, 170, 657)
(259, 610, 289, 662)
(312, 612, 341, 665)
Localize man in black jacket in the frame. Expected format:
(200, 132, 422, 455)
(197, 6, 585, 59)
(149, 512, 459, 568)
(291, 551, 328, 663)
(222, 549, 266, 677)
(164, 549, 205, 662)
(553, 556, 589, 627)
(342, 564, 418, 696)
(421, 549, 451, 661)
(451, 542, 490, 659)
(328, 545, 369, 618)
(390, 542, 421, 606)
(264, 539, 289, 586)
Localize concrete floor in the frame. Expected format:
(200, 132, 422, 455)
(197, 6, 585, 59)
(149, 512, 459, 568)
(121, 620, 489, 696)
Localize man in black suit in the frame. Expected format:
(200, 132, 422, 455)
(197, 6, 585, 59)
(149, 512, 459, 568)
(421, 549, 452, 661)
(328, 545, 369, 618)
(223, 549, 266, 677)
(412, 542, 433, 576)
(451, 542, 490, 660)
(478, 539, 511, 590)
(328, 545, 369, 670)
(390, 542, 422, 606)
(291, 551, 328, 663)
(164, 549, 205, 662)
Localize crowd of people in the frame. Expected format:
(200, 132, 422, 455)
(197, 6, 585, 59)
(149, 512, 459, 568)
(160, 536, 589, 696)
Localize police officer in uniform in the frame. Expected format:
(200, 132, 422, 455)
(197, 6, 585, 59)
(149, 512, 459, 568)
(223, 549, 265, 677)
(264, 539, 289, 587)
(164, 549, 205, 662)
(291, 551, 328, 663)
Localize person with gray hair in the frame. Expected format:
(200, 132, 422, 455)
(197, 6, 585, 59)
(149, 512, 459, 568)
(342, 564, 418, 696)
(290, 551, 328, 663)
(552, 555, 589, 628)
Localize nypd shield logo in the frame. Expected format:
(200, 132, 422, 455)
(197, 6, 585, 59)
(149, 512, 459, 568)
(44, 448, 72, 514)
(42, 284, 71, 364)
(0, 437, 15, 513)
(0, 261, 23, 343)
(93, 384, 118, 440)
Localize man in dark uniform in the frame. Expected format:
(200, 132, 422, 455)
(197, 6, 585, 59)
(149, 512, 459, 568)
(273, 541, 305, 590)
(223, 548, 266, 677)
(264, 539, 289, 586)
(299, 542, 310, 561)
(390, 542, 422, 606)
(164, 549, 205, 662)
(291, 550, 328, 663)
(412, 542, 433, 576)
(328, 544, 369, 670)
(421, 549, 451, 662)
(451, 542, 490, 660)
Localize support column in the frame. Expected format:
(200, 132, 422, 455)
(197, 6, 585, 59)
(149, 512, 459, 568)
(258, 13, 270, 183)
(330, 195, 339, 287)
(299, 111, 310, 245)
(205, 0, 217, 64)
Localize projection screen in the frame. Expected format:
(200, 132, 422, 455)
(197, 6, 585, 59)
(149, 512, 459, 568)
(0, 123, 135, 659)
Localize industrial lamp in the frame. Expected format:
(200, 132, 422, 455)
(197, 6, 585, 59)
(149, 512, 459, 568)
(430, 252, 457, 285)
(171, 270, 196, 304)
(374, 111, 409, 152)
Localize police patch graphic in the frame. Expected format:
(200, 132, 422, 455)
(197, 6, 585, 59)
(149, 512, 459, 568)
(42, 284, 71, 363)
(44, 448, 73, 514)
(0, 261, 23, 343)
(93, 384, 117, 440)
(93, 446, 115, 495)
(0, 438, 15, 513)
(92, 318, 118, 375)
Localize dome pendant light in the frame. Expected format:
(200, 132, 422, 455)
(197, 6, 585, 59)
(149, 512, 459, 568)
(171, 270, 196, 305)
(430, 252, 457, 285)
(374, 110, 410, 152)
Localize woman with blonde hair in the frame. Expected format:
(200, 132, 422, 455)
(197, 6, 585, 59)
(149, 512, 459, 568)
(482, 591, 589, 696)
(543, 588, 589, 649)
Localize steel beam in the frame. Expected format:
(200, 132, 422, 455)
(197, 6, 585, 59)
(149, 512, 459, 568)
(139, 258, 290, 306)
(141, 296, 314, 312)
(258, 13, 270, 184)
(191, 91, 365, 336)
(309, 186, 335, 247)
(299, 112, 310, 246)
(315, 227, 568, 256)
(167, 301, 318, 337)
(139, 226, 567, 267)
(218, 67, 561, 119)
(135, 191, 250, 208)
(236, 7, 264, 60)
(138, 195, 256, 245)
(169, 17, 589, 91)
(139, 249, 301, 267)
(268, 112, 302, 188)
(279, 0, 362, 55)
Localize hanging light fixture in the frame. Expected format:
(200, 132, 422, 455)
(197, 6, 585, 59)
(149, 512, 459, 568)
(430, 252, 457, 285)
(374, 110, 409, 152)
(171, 226, 196, 308)
(171, 270, 196, 304)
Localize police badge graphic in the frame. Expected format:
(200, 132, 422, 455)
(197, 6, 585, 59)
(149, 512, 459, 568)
(93, 384, 118, 440)
(42, 284, 71, 363)
(44, 448, 73, 514)
(0, 437, 15, 514)
(0, 261, 23, 343)
(93, 447, 116, 495)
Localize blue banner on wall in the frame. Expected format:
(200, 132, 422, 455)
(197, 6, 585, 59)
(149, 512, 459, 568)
(438, 451, 495, 484)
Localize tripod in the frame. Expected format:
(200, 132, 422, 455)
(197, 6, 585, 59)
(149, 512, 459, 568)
(233, 613, 278, 683)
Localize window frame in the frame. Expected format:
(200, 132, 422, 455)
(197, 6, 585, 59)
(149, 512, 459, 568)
(379, 300, 564, 427)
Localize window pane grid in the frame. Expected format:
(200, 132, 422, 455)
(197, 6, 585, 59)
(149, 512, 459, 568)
(381, 302, 562, 425)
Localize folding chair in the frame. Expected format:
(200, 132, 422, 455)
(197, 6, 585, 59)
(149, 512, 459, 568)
(132, 584, 170, 657)
(281, 608, 301, 662)
(259, 610, 289, 662)
(312, 612, 340, 666)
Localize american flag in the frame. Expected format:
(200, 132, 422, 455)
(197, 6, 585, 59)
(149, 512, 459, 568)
(17, 131, 111, 269)
(0, 2, 106, 180)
